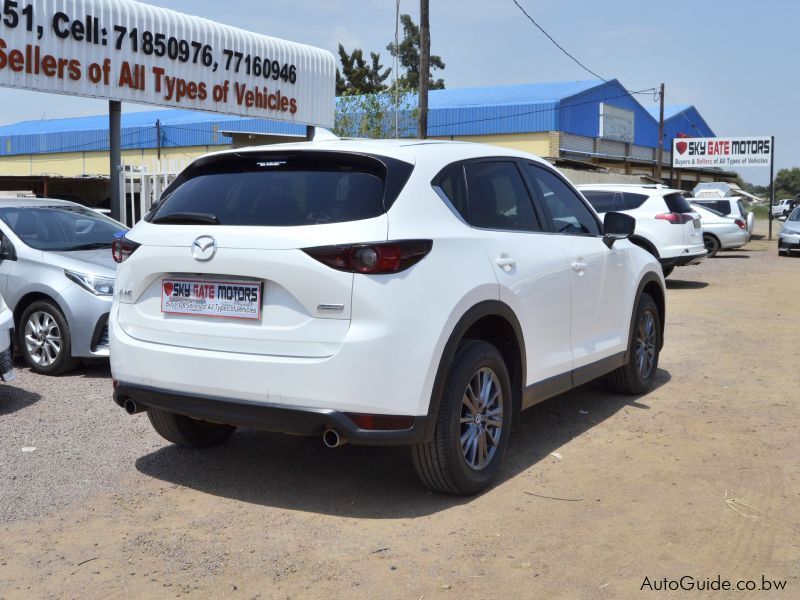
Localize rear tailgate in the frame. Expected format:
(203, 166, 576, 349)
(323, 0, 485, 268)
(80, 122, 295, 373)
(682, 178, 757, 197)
(116, 150, 413, 358)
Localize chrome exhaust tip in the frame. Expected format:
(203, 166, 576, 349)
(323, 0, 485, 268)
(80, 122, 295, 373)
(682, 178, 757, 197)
(322, 429, 345, 448)
(123, 398, 144, 415)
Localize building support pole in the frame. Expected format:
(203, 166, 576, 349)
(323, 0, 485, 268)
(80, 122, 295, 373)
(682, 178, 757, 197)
(768, 135, 775, 241)
(655, 82, 665, 181)
(418, 0, 430, 140)
(109, 100, 122, 223)
(306, 125, 315, 141)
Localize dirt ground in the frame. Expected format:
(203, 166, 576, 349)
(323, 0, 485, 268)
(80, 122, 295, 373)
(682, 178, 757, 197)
(1, 223, 798, 599)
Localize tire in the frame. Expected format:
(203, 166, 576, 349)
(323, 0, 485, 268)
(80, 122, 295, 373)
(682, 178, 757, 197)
(18, 300, 80, 376)
(147, 407, 236, 448)
(661, 266, 674, 278)
(606, 293, 661, 396)
(703, 234, 721, 258)
(412, 340, 512, 495)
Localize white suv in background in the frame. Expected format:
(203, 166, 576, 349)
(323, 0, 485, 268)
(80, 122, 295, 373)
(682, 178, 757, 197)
(110, 140, 666, 495)
(578, 184, 706, 277)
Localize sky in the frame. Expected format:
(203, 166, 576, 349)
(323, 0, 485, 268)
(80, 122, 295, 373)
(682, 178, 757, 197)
(0, 0, 793, 184)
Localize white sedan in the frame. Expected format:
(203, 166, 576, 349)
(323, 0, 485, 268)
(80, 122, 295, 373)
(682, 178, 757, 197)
(0, 293, 15, 382)
(691, 202, 750, 257)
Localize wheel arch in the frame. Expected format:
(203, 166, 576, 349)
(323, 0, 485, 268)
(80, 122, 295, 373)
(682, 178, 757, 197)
(636, 274, 666, 351)
(13, 291, 64, 331)
(629, 234, 660, 259)
(424, 301, 526, 440)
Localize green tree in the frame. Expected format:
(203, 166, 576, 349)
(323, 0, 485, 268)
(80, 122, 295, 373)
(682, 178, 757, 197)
(770, 167, 800, 200)
(386, 14, 445, 90)
(336, 44, 392, 95)
(334, 90, 418, 139)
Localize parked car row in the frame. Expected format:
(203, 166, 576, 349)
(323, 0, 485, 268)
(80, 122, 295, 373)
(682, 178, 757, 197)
(2, 140, 768, 493)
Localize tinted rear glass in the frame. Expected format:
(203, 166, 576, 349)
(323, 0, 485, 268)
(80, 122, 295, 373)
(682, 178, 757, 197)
(151, 152, 412, 226)
(692, 200, 729, 215)
(663, 192, 693, 213)
(582, 191, 648, 213)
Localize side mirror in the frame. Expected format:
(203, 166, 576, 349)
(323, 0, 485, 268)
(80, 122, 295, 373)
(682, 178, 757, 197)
(603, 212, 635, 248)
(0, 236, 17, 262)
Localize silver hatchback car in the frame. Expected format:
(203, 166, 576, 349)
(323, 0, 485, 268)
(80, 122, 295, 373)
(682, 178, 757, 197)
(0, 198, 127, 375)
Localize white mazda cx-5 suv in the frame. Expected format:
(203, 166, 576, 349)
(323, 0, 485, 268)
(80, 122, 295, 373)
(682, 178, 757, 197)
(110, 140, 666, 495)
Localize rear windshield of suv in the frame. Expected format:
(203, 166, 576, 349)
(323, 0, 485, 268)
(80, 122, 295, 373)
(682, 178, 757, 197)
(663, 192, 693, 214)
(691, 200, 730, 215)
(150, 152, 413, 226)
(581, 191, 648, 213)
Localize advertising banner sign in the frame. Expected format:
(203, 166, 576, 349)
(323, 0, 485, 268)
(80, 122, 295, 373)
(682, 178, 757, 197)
(599, 103, 634, 143)
(672, 137, 772, 168)
(0, 0, 336, 126)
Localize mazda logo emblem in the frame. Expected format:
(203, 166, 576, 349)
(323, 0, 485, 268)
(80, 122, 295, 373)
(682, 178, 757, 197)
(191, 236, 217, 262)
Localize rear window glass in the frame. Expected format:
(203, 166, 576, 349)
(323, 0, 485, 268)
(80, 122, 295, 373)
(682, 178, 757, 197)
(151, 153, 412, 226)
(582, 191, 648, 213)
(663, 192, 693, 214)
(692, 200, 729, 215)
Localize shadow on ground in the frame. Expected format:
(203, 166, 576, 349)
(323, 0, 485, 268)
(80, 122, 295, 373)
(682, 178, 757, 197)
(666, 279, 709, 290)
(0, 384, 42, 416)
(712, 253, 749, 259)
(135, 369, 671, 518)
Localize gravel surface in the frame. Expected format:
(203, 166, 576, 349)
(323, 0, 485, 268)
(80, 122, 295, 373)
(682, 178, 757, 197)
(0, 362, 162, 523)
(1, 222, 799, 598)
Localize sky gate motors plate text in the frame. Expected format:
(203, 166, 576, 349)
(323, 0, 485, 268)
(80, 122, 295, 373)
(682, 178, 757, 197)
(161, 279, 262, 321)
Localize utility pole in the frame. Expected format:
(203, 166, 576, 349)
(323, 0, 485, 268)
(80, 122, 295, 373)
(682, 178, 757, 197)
(109, 100, 122, 223)
(156, 119, 162, 161)
(656, 82, 665, 181)
(418, 0, 430, 140)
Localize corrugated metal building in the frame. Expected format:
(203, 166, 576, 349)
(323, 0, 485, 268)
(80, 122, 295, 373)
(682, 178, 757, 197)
(0, 79, 726, 203)
(645, 104, 716, 151)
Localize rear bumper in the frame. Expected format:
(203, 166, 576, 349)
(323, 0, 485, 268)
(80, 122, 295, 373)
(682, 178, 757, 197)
(660, 249, 707, 268)
(0, 308, 14, 382)
(114, 383, 429, 446)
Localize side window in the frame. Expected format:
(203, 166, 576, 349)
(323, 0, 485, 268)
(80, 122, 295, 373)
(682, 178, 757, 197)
(432, 163, 468, 220)
(463, 161, 540, 231)
(582, 191, 621, 214)
(621, 192, 648, 211)
(526, 165, 601, 236)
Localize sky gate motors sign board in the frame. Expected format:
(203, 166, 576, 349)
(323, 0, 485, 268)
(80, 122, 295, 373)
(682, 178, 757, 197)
(672, 137, 772, 169)
(0, 0, 336, 126)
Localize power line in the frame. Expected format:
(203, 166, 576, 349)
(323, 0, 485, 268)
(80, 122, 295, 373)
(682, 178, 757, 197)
(512, 0, 657, 99)
(512, 0, 608, 82)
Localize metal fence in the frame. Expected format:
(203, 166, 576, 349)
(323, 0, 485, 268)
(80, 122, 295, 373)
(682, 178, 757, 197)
(119, 159, 189, 227)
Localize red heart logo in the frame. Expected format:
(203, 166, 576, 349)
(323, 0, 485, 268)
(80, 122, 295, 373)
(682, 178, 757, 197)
(676, 141, 688, 155)
(163, 282, 174, 297)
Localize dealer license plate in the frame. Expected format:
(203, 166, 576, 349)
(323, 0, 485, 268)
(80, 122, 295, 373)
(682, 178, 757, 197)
(161, 278, 262, 321)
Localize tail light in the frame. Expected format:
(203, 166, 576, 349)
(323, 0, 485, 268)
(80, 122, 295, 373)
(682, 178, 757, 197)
(303, 240, 432, 274)
(655, 212, 694, 224)
(734, 219, 746, 230)
(112, 236, 141, 263)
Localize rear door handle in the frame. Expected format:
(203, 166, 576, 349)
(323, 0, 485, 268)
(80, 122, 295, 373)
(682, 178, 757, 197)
(571, 261, 588, 272)
(495, 256, 516, 272)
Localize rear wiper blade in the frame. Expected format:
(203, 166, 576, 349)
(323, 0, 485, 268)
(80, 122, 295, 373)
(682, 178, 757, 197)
(152, 212, 220, 225)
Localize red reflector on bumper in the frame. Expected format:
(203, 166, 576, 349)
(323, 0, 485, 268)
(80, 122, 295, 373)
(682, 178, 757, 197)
(346, 413, 415, 430)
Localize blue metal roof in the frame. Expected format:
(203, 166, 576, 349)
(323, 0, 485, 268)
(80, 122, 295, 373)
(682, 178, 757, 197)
(0, 81, 714, 156)
(645, 104, 715, 153)
(0, 109, 306, 156)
